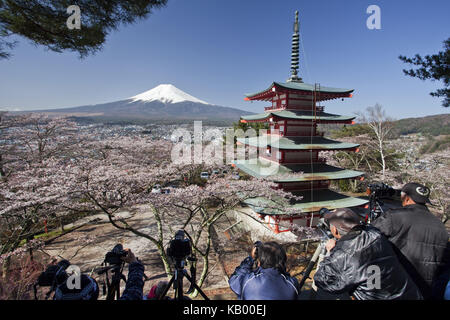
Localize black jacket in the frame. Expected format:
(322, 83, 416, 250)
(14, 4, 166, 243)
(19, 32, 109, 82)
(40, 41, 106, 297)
(372, 204, 449, 298)
(119, 261, 145, 300)
(314, 224, 422, 300)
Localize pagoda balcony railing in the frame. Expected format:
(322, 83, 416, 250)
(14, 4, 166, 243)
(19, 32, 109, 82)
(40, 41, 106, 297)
(264, 106, 325, 112)
(280, 132, 325, 137)
(280, 158, 327, 165)
(264, 106, 281, 111)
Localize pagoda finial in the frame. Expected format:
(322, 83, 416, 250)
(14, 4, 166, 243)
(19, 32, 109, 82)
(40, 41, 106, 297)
(287, 10, 303, 83)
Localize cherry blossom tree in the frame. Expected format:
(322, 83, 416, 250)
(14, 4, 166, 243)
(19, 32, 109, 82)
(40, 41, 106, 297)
(56, 137, 305, 296)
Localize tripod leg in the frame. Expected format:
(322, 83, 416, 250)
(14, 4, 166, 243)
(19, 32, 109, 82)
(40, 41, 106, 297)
(183, 271, 210, 300)
(159, 275, 175, 300)
(176, 270, 184, 301)
(298, 241, 324, 291)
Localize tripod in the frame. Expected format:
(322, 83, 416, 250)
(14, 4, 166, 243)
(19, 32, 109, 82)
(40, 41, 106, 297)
(298, 239, 327, 292)
(97, 262, 126, 300)
(159, 258, 209, 300)
(367, 193, 385, 224)
(298, 224, 333, 293)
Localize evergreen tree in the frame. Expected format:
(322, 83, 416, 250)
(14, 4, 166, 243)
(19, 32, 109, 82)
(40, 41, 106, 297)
(399, 38, 450, 107)
(0, 0, 167, 59)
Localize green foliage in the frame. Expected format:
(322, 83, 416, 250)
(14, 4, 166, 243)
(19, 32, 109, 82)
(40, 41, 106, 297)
(330, 124, 371, 138)
(232, 121, 269, 135)
(419, 135, 450, 154)
(399, 37, 450, 107)
(0, 0, 168, 59)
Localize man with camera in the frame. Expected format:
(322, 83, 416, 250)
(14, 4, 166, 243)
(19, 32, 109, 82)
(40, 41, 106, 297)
(37, 247, 145, 300)
(229, 241, 299, 300)
(313, 208, 422, 300)
(371, 182, 449, 300)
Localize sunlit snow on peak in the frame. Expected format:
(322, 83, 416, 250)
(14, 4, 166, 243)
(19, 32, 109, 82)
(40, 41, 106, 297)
(130, 84, 210, 105)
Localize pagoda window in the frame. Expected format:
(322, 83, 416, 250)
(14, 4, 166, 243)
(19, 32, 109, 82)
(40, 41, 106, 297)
(281, 100, 286, 105)
(279, 125, 285, 134)
(280, 94, 286, 99)
(272, 101, 277, 107)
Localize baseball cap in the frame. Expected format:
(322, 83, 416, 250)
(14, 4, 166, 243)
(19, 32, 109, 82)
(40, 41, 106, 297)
(401, 183, 431, 205)
(323, 208, 363, 232)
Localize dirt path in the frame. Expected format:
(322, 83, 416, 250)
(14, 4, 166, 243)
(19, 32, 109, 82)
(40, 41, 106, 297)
(41, 206, 234, 300)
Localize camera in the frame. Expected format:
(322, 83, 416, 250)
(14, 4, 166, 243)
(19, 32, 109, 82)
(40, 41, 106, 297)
(167, 230, 192, 262)
(104, 244, 127, 265)
(316, 208, 334, 239)
(34, 259, 71, 299)
(36, 259, 70, 287)
(366, 182, 400, 222)
(366, 182, 400, 199)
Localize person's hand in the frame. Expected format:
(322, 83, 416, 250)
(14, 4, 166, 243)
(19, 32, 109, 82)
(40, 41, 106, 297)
(325, 239, 336, 252)
(251, 241, 262, 260)
(251, 247, 258, 260)
(121, 248, 137, 264)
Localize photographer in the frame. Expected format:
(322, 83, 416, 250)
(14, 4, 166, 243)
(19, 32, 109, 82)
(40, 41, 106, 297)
(46, 260, 99, 301)
(229, 241, 299, 300)
(118, 248, 145, 300)
(371, 182, 449, 300)
(51, 248, 144, 300)
(313, 208, 422, 300)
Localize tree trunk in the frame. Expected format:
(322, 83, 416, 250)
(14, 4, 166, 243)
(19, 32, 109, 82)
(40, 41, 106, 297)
(1, 256, 11, 279)
(379, 138, 386, 179)
(189, 224, 212, 298)
(157, 242, 173, 277)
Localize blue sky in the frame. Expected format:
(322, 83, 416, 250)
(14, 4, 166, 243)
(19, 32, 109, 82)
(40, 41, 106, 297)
(0, 0, 449, 119)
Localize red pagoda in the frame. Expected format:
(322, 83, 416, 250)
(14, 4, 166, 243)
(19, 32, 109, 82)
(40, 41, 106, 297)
(234, 11, 368, 235)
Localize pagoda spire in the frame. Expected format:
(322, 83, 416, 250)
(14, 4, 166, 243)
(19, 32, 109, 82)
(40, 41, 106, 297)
(287, 11, 303, 83)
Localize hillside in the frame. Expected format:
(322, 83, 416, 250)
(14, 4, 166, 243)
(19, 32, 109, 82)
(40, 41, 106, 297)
(392, 113, 450, 136)
(328, 113, 450, 138)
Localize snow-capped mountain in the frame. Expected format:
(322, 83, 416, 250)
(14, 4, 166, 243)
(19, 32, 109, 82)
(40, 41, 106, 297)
(34, 84, 252, 122)
(130, 84, 210, 105)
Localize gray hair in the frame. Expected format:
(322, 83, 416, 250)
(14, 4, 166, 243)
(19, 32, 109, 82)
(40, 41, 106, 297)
(154, 281, 169, 298)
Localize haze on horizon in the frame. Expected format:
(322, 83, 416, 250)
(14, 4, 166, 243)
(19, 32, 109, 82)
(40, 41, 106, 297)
(0, 0, 449, 120)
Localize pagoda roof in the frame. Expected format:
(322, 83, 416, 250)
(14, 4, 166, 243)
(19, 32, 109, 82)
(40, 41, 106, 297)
(243, 189, 368, 215)
(241, 110, 355, 123)
(236, 136, 359, 151)
(234, 159, 364, 182)
(245, 82, 354, 101)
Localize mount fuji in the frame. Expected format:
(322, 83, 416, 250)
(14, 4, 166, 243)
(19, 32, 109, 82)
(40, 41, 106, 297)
(35, 84, 252, 123)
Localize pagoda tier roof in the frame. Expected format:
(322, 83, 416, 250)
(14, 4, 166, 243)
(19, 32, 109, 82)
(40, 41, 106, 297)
(234, 159, 364, 182)
(241, 110, 355, 123)
(245, 82, 354, 101)
(236, 136, 359, 151)
(243, 189, 368, 215)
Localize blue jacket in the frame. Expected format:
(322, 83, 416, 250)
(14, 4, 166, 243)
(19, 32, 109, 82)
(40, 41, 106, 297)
(229, 256, 299, 300)
(119, 261, 145, 300)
